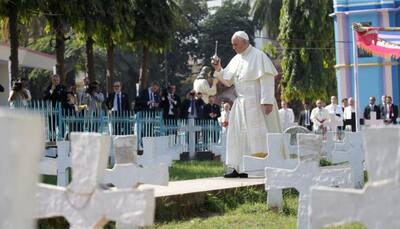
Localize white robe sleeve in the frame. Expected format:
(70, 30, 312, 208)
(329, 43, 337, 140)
(214, 69, 234, 87)
(199, 80, 217, 96)
(260, 73, 275, 105)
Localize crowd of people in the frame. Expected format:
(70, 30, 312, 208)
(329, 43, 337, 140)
(279, 95, 399, 134)
(7, 72, 230, 128)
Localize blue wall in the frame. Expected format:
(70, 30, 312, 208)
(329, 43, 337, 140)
(333, 0, 400, 108)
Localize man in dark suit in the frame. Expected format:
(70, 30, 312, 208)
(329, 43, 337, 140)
(203, 95, 221, 143)
(43, 74, 68, 108)
(203, 95, 221, 121)
(381, 95, 398, 124)
(298, 101, 313, 131)
(43, 74, 68, 140)
(137, 81, 161, 111)
(181, 90, 205, 119)
(160, 85, 181, 119)
(106, 81, 130, 135)
(363, 96, 381, 120)
(106, 81, 130, 112)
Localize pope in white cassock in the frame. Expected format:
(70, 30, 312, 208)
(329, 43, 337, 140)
(212, 31, 282, 178)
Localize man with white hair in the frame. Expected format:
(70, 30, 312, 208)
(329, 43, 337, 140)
(212, 31, 281, 178)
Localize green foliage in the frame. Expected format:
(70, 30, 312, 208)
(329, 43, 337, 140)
(199, 0, 255, 67)
(169, 160, 224, 181)
(252, 0, 282, 38)
(133, 0, 178, 51)
(279, 0, 336, 103)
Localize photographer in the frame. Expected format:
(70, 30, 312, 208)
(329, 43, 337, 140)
(8, 79, 31, 108)
(181, 90, 204, 119)
(81, 81, 104, 112)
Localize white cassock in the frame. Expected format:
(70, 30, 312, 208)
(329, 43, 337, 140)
(310, 107, 330, 131)
(215, 45, 282, 172)
(193, 78, 217, 104)
(278, 108, 295, 130)
(325, 103, 344, 128)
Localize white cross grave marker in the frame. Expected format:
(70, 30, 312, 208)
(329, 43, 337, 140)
(179, 118, 202, 158)
(36, 133, 155, 229)
(104, 135, 168, 188)
(140, 136, 174, 166)
(243, 133, 298, 209)
(168, 134, 184, 158)
(0, 109, 44, 229)
(309, 127, 400, 229)
(329, 131, 364, 188)
(211, 132, 227, 162)
(40, 140, 71, 186)
(364, 111, 384, 127)
(265, 134, 353, 229)
(326, 113, 343, 132)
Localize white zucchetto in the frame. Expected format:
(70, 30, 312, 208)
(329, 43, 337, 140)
(232, 31, 249, 41)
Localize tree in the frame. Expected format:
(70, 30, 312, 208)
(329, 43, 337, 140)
(133, 0, 179, 90)
(164, 0, 208, 88)
(96, 0, 136, 93)
(279, 0, 336, 103)
(39, 1, 74, 82)
(68, 0, 102, 83)
(199, 1, 255, 67)
(251, 0, 282, 39)
(0, 0, 38, 80)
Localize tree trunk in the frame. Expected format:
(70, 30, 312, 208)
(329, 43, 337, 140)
(86, 36, 95, 82)
(139, 46, 149, 91)
(54, 18, 65, 82)
(106, 39, 114, 94)
(8, 3, 18, 80)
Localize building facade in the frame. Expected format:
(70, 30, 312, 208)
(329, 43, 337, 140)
(333, 0, 400, 108)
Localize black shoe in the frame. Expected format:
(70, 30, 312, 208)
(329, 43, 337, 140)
(239, 173, 248, 178)
(224, 169, 240, 178)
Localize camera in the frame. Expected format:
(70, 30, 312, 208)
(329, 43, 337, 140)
(12, 81, 23, 91)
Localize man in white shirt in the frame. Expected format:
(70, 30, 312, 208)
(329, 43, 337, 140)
(278, 100, 295, 131)
(212, 31, 281, 178)
(310, 99, 330, 134)
(343, 97, 356, 132)
(325, 96, 343, 131)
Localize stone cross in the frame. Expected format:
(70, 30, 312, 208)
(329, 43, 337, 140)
(179, 118, 202, 158)
(265, 134, 353, 229)
(36, 133, 155, 229)
(140, 136, 173, 167)
(309, 127, 400, 229)
(168, 134, 183, 158)
(103, 135, 168, 188)
(326, 114, 343, 132)
(329, 131, 364, 188)
(0, 109, 44, 229)
(40, 140, 71, 186)
(364, 111, 384, 127)
(243, 133, 298, 209)
(211, 132, 227, 162)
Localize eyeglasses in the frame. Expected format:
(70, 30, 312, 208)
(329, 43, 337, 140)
(113, 85, 120, 88)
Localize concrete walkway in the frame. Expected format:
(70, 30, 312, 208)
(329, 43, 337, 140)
(139, 177, 264, 197)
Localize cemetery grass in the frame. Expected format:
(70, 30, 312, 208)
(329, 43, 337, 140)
(38, 161, 366, 229)
(169, 160, 225, 181)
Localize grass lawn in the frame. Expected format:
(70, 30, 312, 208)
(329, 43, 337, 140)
(169, 160, 224, 181)
(39, 161, 366, 229)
